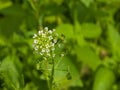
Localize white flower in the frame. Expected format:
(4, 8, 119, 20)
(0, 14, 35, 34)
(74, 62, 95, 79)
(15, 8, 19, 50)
(48, 30, 52, 34)
(40, 52, 43, 55)
(44, 27, 48, 31)
(38, 30, 43, 35)
(54, 39, 57, 43)
(33, 34, 37, 38)
(33, 26, 65, 60)
(46, 49, 50, 53)
(53, 29, 56, 32)
(45, 44, 49, 48)
(42, 33, 46, 37)
(48, 36, 53, 40)
(41, 48, 45, 52)
(34, 39, 38, 44)
(47, 53, 51, 56)
(51, 43, 54, 47)
(35, 45, 38, 51)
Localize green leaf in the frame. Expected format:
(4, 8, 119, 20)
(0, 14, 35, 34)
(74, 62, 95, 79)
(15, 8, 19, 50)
(81, 23, 102, 38)
(0, 1, 12, 10)
(0, 5, 24, 37)
(0, 56, 24, 90)
(107, 24, 120, 51)
(56, 24, 74, 39)
(76, 45, 101, 70)
(54, 57, 83, 88)
(81, 0, 93, 7)
(93, 66, 116, 90)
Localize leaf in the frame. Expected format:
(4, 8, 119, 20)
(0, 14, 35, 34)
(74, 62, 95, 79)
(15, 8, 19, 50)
(0, 1, 12, 10)
(54, 57, 83, 88)
(93, 66, 116, 90)
(0, 5, 24, 37)
(81, 23, 102, 38)
(0, 56, 24, 90)
(56, 24, 74, 39)
(107, 24, 120, 51)
(81, 0, 93, 7)
(76, 45, 101, 71)
(74, 21, 86, 46)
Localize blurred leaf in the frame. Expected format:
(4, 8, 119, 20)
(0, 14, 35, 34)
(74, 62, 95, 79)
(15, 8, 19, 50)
(93, 66, 116, 90)
(96, 0, 120, 4)
(56, 24, 74, 39)
(0, 56, 24, 90)
(74, 21, 86, 46)
(76, 45, 101, 70)
(54, 57, 83, 88)
(0, 1, 12, 10)
(81, 0, 93, 7)
(0, 5, 24, 37)
(107, 24, 120, 52)
(81, 23, 102, 38)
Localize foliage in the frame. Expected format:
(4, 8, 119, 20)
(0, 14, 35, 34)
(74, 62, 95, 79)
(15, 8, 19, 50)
(0, 0, 120, 90)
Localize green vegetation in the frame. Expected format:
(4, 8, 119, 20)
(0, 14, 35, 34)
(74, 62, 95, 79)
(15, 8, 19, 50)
(0, 0, 120, 90)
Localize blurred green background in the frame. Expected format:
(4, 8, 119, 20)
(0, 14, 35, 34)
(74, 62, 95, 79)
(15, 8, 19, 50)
(0, 0, 120, 90)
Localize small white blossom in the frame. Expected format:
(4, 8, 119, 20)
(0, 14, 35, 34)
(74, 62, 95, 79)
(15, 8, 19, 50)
(34, 39, 38, 44)
(33, 34, 37, 38)
(50, 43, 54, 47)
(54, 39, 57, 43)
(48, 30, 52, 34)
(33, 26, 65, 60)
(46, 49, 50, 53)
(38, 30, 43, 35)
(42, 33, 46, 37)
(44, 27, 48, 31)
(42, 48, 45, 52)
(34, 45, 38, 51)
(47, 53, 51, 56)
(40, 52, 43, 55)
(53, 29, 56, 32)
(48, 36, 53, 40)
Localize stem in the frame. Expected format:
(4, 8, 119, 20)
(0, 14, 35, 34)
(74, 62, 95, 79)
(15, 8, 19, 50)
(49, 58, 55, 90)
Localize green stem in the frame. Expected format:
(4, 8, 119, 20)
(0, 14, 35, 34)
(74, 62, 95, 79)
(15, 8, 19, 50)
(49, 58, 55, 90)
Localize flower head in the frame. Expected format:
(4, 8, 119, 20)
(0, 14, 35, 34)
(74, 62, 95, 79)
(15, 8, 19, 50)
(33, 27, 64, 60)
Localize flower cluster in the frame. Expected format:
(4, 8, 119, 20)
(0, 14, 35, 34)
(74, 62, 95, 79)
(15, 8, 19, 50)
(33, 27, 64, 60)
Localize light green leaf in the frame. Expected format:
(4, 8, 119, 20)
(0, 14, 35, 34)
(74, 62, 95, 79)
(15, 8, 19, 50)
(93, 66, 116, 90)
(81, 23, 102, 38)
(76, 45, 101, 70)
(0, 56, 24, 90)
(54, 57, 83, 88)
(56, 24, 74, 39)
(81, 0, 93, 7)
